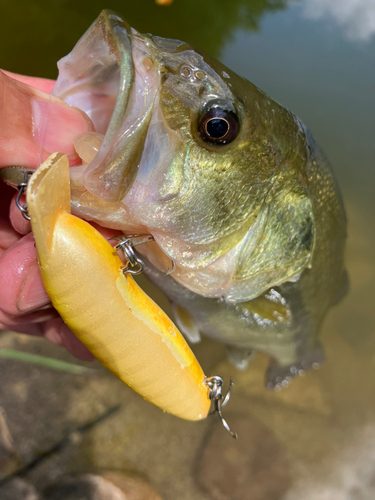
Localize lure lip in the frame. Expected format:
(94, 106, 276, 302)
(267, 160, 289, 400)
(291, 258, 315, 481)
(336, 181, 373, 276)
(26, 153, 212, 421)
(24, 152, 237, 433)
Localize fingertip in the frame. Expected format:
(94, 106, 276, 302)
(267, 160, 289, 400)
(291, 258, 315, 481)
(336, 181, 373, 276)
(0, 233, 37, 315)
(32, 95, 93, 162)
(0, 71, 92, 168)
(9, 192, 31, 235)
(43, 318, 64, 346)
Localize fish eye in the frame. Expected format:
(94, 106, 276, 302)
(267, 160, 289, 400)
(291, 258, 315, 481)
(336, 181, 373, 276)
(198, 100, 239, 145)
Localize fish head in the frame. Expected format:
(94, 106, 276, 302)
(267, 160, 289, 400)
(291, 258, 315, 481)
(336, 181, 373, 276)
(52, 10, 315, 301)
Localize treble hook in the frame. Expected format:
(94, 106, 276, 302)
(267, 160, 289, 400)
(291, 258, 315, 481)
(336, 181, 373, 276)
(205, 376, 238, 439)
(113, 234, 154, 276)
(16, 170, 33, 221)
(113, 234, 176, 276)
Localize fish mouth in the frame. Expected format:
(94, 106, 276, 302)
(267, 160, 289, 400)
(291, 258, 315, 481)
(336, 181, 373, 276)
(1, 11, 170, 209)
(52, 10, 160, 203)
(0, 11, 169, 258)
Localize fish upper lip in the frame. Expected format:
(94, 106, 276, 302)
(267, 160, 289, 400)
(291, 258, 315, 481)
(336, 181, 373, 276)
(81, 26, 161, 203)
(51, 10, 158, 204)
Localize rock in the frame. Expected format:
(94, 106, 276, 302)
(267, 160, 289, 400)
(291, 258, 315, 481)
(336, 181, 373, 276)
(0, 407, 22, 478)
(43, 472, 163, 500)
(0, 478, 40, 500)
(196, 414, 291, 500)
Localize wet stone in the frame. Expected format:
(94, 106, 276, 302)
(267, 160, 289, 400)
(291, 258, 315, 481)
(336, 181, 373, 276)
(43, 473, 163, 500)
(195, 414, 291, 500)
(0, 407, 23, 479)
(0, 478, 41, 500)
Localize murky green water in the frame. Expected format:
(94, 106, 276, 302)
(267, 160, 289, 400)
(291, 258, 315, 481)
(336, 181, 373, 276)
(0, 1, 374, 499)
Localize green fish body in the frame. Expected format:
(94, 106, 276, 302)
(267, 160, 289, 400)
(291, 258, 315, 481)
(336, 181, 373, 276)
(49, 11, 346, 387)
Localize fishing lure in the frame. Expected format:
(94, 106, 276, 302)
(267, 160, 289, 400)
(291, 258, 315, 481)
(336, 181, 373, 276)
(23, 153, 236, 435)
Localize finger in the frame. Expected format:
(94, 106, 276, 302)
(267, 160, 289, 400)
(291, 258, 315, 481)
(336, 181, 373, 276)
(0, 182, 20, 253)
(0, 224, 122, 317)
(0, 323, 44, 336)
(1, 70, 55, 94)
(0, 319, 94, 361)
(0, 307, 58, 326)
(9, 192, 31, 235)
(58, 322, 95, 361)
(0, 70, 92, 169)
(0, 222, 118, 361)
(0, 233, 50, 315)
(40, 318, 95, 360)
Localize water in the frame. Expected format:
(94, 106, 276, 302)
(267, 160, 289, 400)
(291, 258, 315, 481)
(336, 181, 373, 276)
(0, 1, 374, 499)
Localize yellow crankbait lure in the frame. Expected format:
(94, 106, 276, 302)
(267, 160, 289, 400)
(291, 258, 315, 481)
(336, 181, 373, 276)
(26, 153, 236, 434)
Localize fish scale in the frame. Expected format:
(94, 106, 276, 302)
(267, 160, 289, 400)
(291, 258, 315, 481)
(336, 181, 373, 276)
(29, 9, 346, 390)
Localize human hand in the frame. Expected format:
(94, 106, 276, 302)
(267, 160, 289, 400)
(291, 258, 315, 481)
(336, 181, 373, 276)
(0, 70, 108, 361)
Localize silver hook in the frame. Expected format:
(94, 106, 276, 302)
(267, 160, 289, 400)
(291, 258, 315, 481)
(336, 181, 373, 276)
(113, 234, 176, 277)
(205, 376, 238, 439)
(16, 171, 33, 221)
(114, 234, 154, 276)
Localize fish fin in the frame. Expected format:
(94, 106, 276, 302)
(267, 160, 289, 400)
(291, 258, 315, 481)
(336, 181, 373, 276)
(171, 304, 201, 344)
(226, 186, 314, 302)
(225, 345, 256, 371)
(239, 290, 291, 323)
(265, 342, 325, 390)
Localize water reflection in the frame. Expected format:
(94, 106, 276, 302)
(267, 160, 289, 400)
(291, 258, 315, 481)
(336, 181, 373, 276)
(302, 0, 375, 42)
(0, 0, 289, 77)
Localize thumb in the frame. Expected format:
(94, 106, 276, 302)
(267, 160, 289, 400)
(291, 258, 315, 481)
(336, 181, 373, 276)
(0, 70, 92, 168)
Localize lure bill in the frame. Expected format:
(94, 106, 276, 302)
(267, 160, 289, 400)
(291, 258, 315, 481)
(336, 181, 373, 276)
(26, 153, 211, 421)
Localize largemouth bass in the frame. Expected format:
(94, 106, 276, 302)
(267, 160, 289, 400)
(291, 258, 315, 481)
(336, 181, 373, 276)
(38, 11, 349, 388)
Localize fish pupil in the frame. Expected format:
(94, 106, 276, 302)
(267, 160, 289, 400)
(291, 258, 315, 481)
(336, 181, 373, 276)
(206, 118, 229, 139)
(198, 100, 239, 145)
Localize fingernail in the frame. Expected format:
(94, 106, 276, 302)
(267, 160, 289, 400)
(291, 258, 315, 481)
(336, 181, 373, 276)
(32, 97, 92, 158)
(16, 262, 51, 313)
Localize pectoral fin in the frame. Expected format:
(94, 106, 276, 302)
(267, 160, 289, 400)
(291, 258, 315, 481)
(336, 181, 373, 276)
(226, 187, 314, 302)
(266, 342, 325, 390)
(171, 303, 201, 344)
(225, 345, 256, 371)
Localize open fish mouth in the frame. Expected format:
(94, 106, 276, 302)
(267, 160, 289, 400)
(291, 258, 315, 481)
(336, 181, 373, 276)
(52, 10, 161, 204)
(1, 10, 318, 302)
